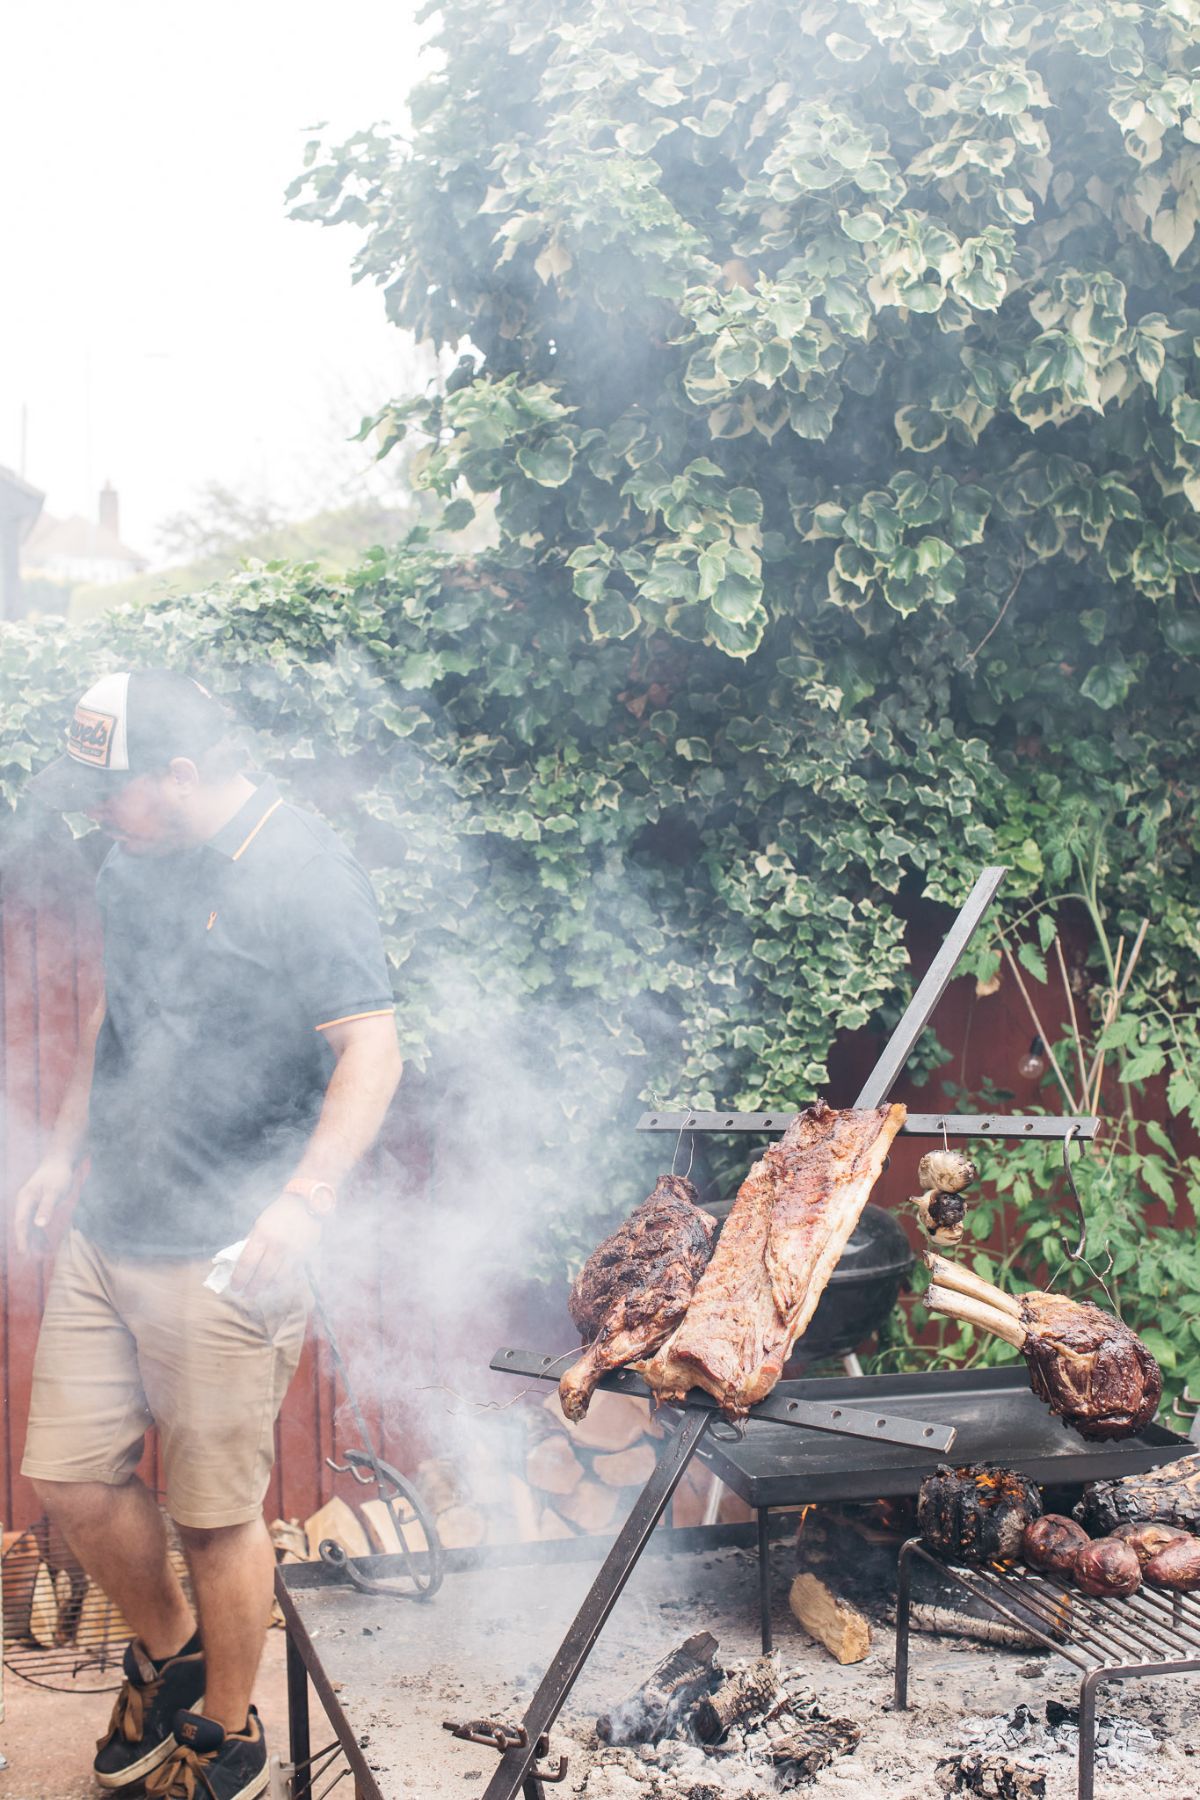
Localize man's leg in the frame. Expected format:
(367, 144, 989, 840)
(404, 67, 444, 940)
(32, 1474, 195, 1661)
(175, 1518, 275, 1732)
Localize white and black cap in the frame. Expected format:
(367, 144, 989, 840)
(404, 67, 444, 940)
(29, 670, 232, 810)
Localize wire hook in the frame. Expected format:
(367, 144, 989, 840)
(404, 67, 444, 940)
(671, 1117, 695, 1181)
(1058, 1125, 1116, 1297)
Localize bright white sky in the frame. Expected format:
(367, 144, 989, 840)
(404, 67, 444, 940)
(1, 0, 428, 563)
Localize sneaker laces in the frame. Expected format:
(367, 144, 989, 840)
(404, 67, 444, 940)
(97, 1669, 164, 1751)
(144, 1742, 221, 1800)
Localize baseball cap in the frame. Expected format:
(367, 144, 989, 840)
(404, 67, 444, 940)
(28, 670, 232, 811)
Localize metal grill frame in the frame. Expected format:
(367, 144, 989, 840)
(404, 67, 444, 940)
(894, 1536, 1200, 1800)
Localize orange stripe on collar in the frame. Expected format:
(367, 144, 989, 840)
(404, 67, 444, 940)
(230, 797, 284, 862)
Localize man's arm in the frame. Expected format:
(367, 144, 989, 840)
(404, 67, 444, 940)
(231, 1013, 403, 1299)
(14, 989, 106, 1255)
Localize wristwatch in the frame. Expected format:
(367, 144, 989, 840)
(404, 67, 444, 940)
(284, 1177, 337, 1220)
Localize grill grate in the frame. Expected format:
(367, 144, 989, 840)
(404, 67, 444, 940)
(894, 1538, 1200, 1800)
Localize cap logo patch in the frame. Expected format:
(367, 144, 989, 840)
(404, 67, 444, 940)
(69, 706, 118, 767)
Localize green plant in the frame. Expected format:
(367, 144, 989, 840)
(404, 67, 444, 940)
(5, 0, 1200, 1315)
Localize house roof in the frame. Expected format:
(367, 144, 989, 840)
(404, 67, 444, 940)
(0, 465, 46, 532)
(24, 511, 147, 570)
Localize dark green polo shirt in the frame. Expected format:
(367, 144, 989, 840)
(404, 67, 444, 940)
(76, 780, 394, 1259)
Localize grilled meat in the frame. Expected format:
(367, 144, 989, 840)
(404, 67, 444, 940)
(558, 1175, 716, 1422)
(924, 1254, 1162, 1442)
(639, 1101, 905, 1418)
(1077, 1454, 1200, 1537)
(918, 1463, 1042, 1564)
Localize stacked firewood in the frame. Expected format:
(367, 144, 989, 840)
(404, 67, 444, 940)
(2, 1519, 148, 1659)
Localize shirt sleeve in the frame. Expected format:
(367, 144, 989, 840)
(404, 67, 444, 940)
(277, 851, 395, 1032)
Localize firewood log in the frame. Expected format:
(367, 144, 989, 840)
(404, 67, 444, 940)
(692, 1657, 779, 1742)
(595, 1631, 719, 1743)
(268, 1518, 309, 1562)
(302, 1496, 372, 1560)
(918, 1464, 1042, 1564)
(788, 1573, 870, 1664)
(542, 1388, 652, 1452)
(75, 1580, 130, 1654)
(554, 1479, 619, 1533)
(2, 1529, 40, 1641)
(526, 1435, 584, 1496)
(593, 1444, 657, 1488)
(435, 1504, 485, 1548)
(415, 1456, 468, 1515)
(538, 1507, 575, 1540)
(505, 1474, 542, 1542)
(29, 1563, 59, 1648)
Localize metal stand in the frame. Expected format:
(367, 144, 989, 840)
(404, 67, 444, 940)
(894, 1537, 1200, 1800)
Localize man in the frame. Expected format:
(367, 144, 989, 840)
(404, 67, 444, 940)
(15, 669, 402, 1800)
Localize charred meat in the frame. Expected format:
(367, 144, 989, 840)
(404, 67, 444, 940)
(639, 1102, 905, 1418)
(559, 1175, 716, 1422)
(924, 1253, 1162, 1441)
(1077, 1453, 1200, 1537)
(918, 1463, 1042, 1564)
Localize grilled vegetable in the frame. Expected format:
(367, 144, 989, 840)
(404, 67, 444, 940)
(918, 1463, 1042, 1564)
(1110, 1521, 1190, 1569)
(1074, 1537, 1141, 1598)
(1077, 1454, 1200, 1537)
(917, 1150, 977, 1193)
(1022, 1514, 1089, 1576)
(1143, 1536, 1200, 1592)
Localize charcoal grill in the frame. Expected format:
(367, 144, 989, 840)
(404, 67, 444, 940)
(895, 1538, 1200, 1800)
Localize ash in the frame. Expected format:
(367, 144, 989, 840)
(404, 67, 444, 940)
(582, 1661, 859, 1797)
(957, 1700, 1159, 1774)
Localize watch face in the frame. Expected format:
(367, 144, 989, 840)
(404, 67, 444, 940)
(307, 1184, 336, 1218)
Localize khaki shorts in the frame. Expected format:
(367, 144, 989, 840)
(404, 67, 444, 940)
(21, 1229, 309, 1529)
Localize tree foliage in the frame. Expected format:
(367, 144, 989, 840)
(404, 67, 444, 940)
(7, 3, 1200, 1352)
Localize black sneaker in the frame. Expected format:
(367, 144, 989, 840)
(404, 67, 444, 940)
(144, 1709, 268, 1800)
(93, 1638, 206, 1789)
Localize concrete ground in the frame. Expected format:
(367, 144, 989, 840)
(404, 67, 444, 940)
(0, 1627, 298, 1799)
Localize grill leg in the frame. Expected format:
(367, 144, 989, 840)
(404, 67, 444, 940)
(893, 1537, 916, 1710)
(757, 1508, 773, 1653)
(1077, 1670, 1103, 1800)
(481, 1407, 713, 1800)
(285, 1622, 312, 1800)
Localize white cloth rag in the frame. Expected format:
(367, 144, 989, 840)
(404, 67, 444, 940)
(204, 1239, 248, 1295)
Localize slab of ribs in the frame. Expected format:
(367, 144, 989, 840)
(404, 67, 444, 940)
(561, 1101, 906, 1422)
(924, 1252, 1162, 1441)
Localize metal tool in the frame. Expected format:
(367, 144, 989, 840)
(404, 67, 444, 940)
(308, 1275, 445, 1601)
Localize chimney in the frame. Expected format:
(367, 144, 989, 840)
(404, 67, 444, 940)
(99, 482, 120, 540)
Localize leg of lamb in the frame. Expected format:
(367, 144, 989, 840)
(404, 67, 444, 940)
(639, 1101, 906, 1418)
(558, 1175, 717, 1421)
(924, 1252, 1162, 1441)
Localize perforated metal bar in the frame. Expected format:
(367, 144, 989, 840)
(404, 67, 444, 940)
(635, 1111, 1101, 1140)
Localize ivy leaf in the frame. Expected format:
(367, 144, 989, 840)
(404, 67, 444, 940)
(516, 436, 576, 487)
(441, 498, 476, 531)
(585, 591, 639, 639)
(1080, 656, 1134, 710)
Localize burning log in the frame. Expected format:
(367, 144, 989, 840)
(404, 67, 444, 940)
(935, 1751, 1046, 1798)
(924, 1253, 1162, 1441)
(692, 1656, 779, 1742)
(899, 1602, 1046, 1650)
(918, 1464, 1043, 1564)
(595, 1631, 719, 1744)
(1077, 1451, 1200, 1536)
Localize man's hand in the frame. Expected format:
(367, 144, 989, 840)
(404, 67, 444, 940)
(14, 1153, 76, 1255)
(230, 1194, 323, 1303)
